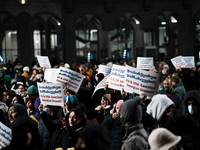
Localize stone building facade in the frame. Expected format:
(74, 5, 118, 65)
(0, 0, 200, 67)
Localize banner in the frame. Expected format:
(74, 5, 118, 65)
(56, 67, 84, 93)
(44, 68, 60, 83)
(137, 57, 154, 69)
(124, 65, 160, 97)
(98, 65, 111, 77)
(0, 122, 12, 149)
(37, 83, 64, 107)
(182, 56, 195, 68)
(171, 56, 186, 69)
(37, 56, 51, 68)
(108, 64, 126, 91)
(92, 74, 110, 97)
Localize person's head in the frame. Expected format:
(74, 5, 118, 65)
(11, 95, 25, 105)
(8, 103, 27, 124)
(95, 73, 104, 83)
(185, 90, 200, 116)
(101, 94, 111, 108)
(11, 116, 39, 147)
(27, 85, 38, 97)
(79, 65, 86, 75)
(18, 84, 25, 93)
(171, 75, 180, 87)
(148, 128, 181, 150)
(162, 64, 169, 74)
(1, 90, 8, 103)
(115, 100, 124, 114)
(32, 69, 39, 75)
(132, 62, 136, 67)
(75, 125, 112, 150)
(146, 94, 175, 122)
(26, 97, 35, 110)
(120, 97, 142, 127)
(68, 108, 86, 127)
(163, 79, 172, 92)
(64, 95, 79, 111)
(59, 62, 64, 67)
(23, 66, 30, 73)
(43, 105, 58, 117)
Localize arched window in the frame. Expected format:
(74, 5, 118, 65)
(108, 16, 134, 63)
(75, 16, 99, 62)
(32, 15, 63, 66)
(194, 13, 200, 61)
(2, 17, 18, 63)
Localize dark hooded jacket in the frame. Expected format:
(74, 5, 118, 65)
(3, 116, 42, 150)
(175, 90, 200, 150)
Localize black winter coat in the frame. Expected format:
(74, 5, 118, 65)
(102, 114, 126, 150)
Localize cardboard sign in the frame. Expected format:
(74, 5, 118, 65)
(37, 83, 64, 107)
(92, 74, 110, 97)
(124, 65, 160, 97)
(137, 57, 154, 69)
(56, 67, 84, 93)
(44, 68, 60, 83)
(171, 56, 186, 69)
(0, 122, 12, 149)
(108, 64, 126, 91)
(37, 56, 51, 68)
(98, 65, 111, 77)
(182, 56, 195, 68)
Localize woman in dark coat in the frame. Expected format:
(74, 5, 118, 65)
(53, 107, 87, 150)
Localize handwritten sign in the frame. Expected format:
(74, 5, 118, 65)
(37, 56, 51, 68)
(37, 83, 64, 107)
(56, 67, 84, 93)
(137, 57, 154, 69)
(98, 65, 111, 77)
(171, 56, 186, 69)
(44, 68, 60, 83)
(92, 74, 110, 97)
(108, 64, 126, 91)
(124, 65, 160, 97)
(182, 56, 195, 68)
(0, 122, 12, 149)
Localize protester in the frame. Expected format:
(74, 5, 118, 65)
(3, 116, 42, 150)
(53, 108, 87, 150)
(148, 128, 181, 150)
(120, 97, 149, 150)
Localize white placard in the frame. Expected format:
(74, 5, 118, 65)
(98, 65, 111, 77)
(0, 122, 12, 149)
(182, 56, 195, 68)
(137, 57, 154, 69)
(56, 67, 84, 93)
(92, 74, 110, 97)
(37, 83, 64, 107)
(108, 64, 126, 91)
(171, 56, 186, 69)
(124, 65, 160, 97)
(44, 68, 60, 83)
(37, 56, 51, 68)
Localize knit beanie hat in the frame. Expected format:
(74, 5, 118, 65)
(22, 72, 29, 79)
(163, 64, 169, 70)
(171, 76, 180, 84)
(116, 100, 124, 113)
(148, 128, 181, 150)
(27, 85, 38, 95)
(23, 66, 30, 72)
(3, 74, 11, 82)
(64, 95, 79, 107)
(120, 96, 142, 123)
(102, 94, 111, 104)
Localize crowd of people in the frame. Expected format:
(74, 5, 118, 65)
(0, 57, 200, 150)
